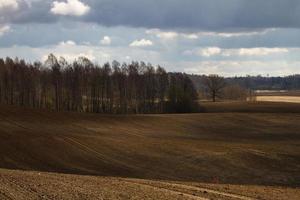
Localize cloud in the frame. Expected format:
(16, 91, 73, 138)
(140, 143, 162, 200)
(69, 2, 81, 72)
(146, 29, 200, 40)
(183, 60, 300, 76)
(58, 40, 76, 46)
(0, 43, 299, 76)
(0, 0, 19, 11)
(199, 47, 222, 57)
(181, 33, 198, 40)
(185, 47, 290, 57)
(41, 43, 98, 62)
(146, 29, 179, 40)
(146, 28, 272, 42)
(51, 0, 90, 16)
(237, 48, 289, 56)
(146, 28, 275, 42)
(157, 32, 178, 40)
(220, 48, 289, 57)
(84, 0, 300, 31)
(197, 29, 276, 38)
(0, 43, 161, 66)
(0, 0, 299, 32)
(42, 51, 96, 62)
(100, 36, 111, 45)
(130, 39, 153, 47)
(0, 24, 10, 36)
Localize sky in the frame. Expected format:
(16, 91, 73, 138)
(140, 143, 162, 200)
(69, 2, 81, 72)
(0, 0, 300, 76)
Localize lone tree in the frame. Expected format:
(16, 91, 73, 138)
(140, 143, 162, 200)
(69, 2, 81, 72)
(203, 75, 226, 102)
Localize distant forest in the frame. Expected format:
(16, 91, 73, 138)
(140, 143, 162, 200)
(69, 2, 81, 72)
(0, 55, 199, 114)
(190, 74, 300, 91)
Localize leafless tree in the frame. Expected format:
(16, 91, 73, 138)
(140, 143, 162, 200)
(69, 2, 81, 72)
(203, 75, 226, 102)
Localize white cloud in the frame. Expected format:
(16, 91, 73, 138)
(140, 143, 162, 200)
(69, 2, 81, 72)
(0, 44, 298, 77)
(41, 41, 96, 62)
(100, 36, 111, 45)
(51, 0, 90, 16)
(58, 40, 76, 46)
(0, 24, 10, 36)
(146, 29, 178, 40)
(0, 42, 161, 66)
(146, 29, 200, 40)
(42, 51, 96, 63)
(198, 29, 276, 38)
(0, 0, 18, 12)
(146, 28, 275, 42)
(129, 39, 153, 47)
(183, 60, 300, 76)
(157, 32, 178, 40)
(237, 48, 289, 56)
(199, 47, 222, 57)
(185, 47, 289, 57)
(181, 33, 198, 40)
(220, 48, 289, 57)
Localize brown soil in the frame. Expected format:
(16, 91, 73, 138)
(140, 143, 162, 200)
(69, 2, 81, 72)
(0, 103, 299, 199)
(1, 169, 299, 200)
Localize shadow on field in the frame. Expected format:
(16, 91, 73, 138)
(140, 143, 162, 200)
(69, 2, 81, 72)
(201, 101, 300, 113)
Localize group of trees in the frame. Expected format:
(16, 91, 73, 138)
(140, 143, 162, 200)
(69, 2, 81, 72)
(0, 54, 199, 114)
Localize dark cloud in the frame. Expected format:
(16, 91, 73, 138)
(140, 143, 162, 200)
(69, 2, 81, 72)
(84, 0, 300, 30)
(1, 0, 56, 24)
(3, 0, 300, 31)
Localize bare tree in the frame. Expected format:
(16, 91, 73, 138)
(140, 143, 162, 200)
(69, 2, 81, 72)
(156, 66, 168, 113)
(45, 54, 62, 111)
(203, 75, 226, 102)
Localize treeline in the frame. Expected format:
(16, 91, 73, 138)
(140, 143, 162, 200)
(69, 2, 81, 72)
(0, 54, 199, 114)
(226, 75, 300, 90)
(190, 74, 300, 91)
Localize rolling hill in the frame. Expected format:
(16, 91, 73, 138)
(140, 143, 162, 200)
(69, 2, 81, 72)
(0, 102, 300, 199)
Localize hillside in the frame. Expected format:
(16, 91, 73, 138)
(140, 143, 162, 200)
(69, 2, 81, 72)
(0, 103, 300, 188)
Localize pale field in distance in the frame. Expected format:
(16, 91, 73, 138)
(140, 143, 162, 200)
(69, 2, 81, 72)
(255, 96, 300, 103)
(253, 90, 300, 103)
